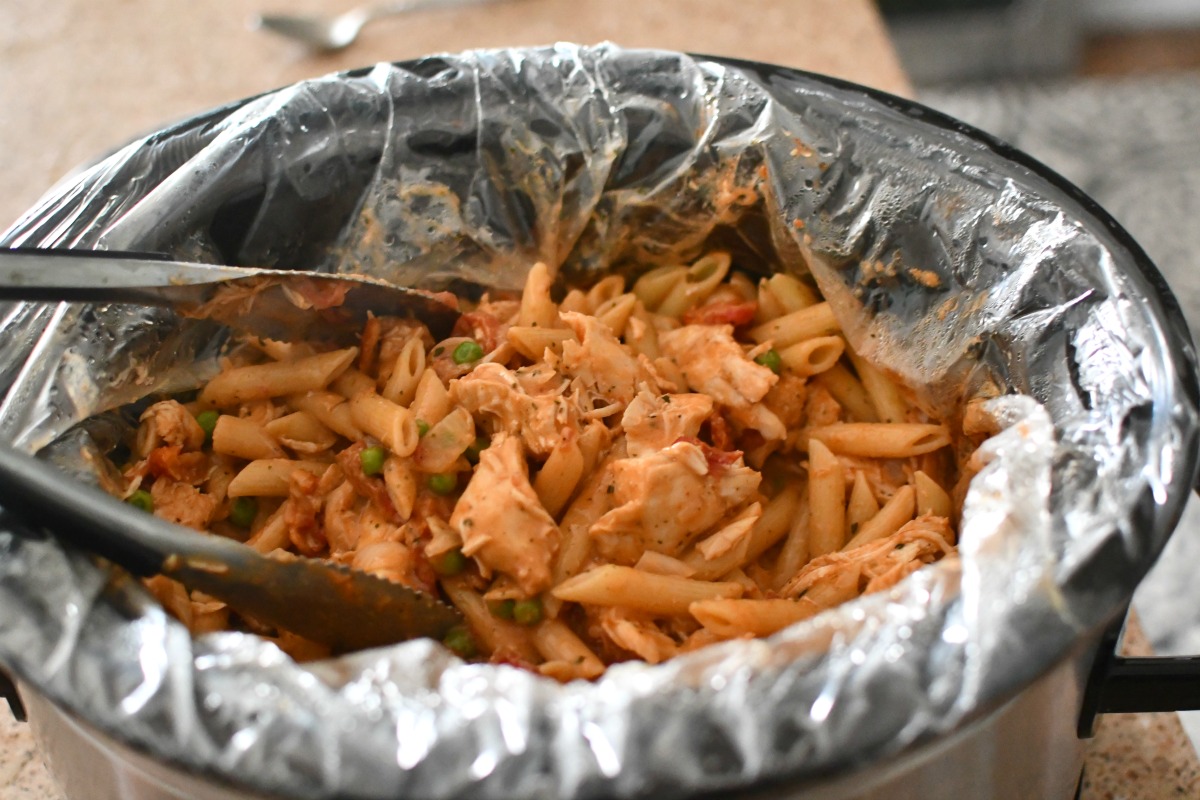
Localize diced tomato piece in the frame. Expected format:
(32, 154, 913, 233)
(682, 300, 757, 327)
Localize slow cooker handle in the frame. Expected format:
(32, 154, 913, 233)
(1079, 607, 1200, 737)
(0, 666, 24, 722)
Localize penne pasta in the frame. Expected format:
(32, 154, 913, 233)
(914, 469, 953, 520)
(690, 597, 822, 638)
(506, 326, 576, 362)
(211, 415, 285, 461)
(200, 347, 358, 406)
(684, 488, 799, 580)
(747, 302, 839, 349)
(585, 275, 627, 313)
(518, 261, 559, 329)
(264, 411, 338, 454)
(594, 293, 639, 336)
(383, 456, 418, 521)
(441, 577, 539, 663)
(287, 391, 363, 440)
(111, 250, 976, 676)
(227, 459, 328, 498)
(845, 348, 909, 425)
(533, 431, 585, 519)
(843, 485, 917, 549)
(657, 252, 731, 318)
(805, 422, 951, 458)
(532, 619, 605, 680)
(846, 471, 880, 540)
(246, 506, 291, 553)
(754, 277, 788, 324)
(807, 439, 845, 557)
(381, 337, 426, 406)
(552, 565, 744, 616)
(813, 363, 879, 423)
(331, 367, 376, 400)
(779, 335, 845, 377)
(770, 500, 811, 591)
(631, 264, 687, 311)
(764, 272, 820, 313)
(411, 407, 475, 474)
(408, 368, 451, 427)
(348, 391, 420, 457)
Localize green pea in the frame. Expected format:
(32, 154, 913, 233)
(754, 348, 782, 374)
(443, 625, 477, 659)
(360, 445, 387, 476)
(428, 472, 458, 495)
(229, 496, 258, 528)
(126, 489, 153, 513)
(512, 598, 543, 626)
(416, 419, 430, 437)
(452, 340, 485, 364)
(195, 409, 219, 441)
(465, 435, 490, 464)
(487, 599, 516, 620)
(433, 548, 467, 577)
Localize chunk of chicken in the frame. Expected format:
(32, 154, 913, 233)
(136, 400, 206, 456)
(658, 324, 778, 410)
(621, 391, 714, 458)
(590, 439, 760, 561)
(599, 608, 678, 664)
(452, 362, 580, 457)
(559, 311, 664, 411)
(150, 479, 218, 531)
(450, 434, 561, 595)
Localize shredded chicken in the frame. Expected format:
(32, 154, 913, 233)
(658, 324, 778, 410)
(599, 608, 679, 664)
(590, 439, 760, 561)
(452, 362, 582, 456)
(621, 391, 713, 457)
(559, 311, 664, 410)
(149, 479, 218, 531)
(450, 434, 561, 595)
(137, 400, 206, 455)
(781, 515, 955, 599)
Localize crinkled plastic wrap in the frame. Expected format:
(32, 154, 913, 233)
(0, 44, 1197, 799)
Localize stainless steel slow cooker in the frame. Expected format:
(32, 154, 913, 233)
(0, 45, 1197, 800)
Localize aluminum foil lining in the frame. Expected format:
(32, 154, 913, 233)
(0, 44, 1197, 799)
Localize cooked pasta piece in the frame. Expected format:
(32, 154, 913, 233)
(226, 459, 329, 497)
(348, 391, 420, 457)
(200, 347, 358, 406)
(551, 565, 744, 615)
(805, 422, 951, 458)
(807, 439, 845, 557)
(211, 415, 284, 461)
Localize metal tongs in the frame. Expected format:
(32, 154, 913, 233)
(0, 248, 460, 341)
(0, 445, 463, 652)
(0, 248, 465, 651)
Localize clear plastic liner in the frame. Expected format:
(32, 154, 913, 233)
(0, 44, 1196, 799)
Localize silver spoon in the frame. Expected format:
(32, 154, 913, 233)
(252, 0, 523, 53)
(0, 442, 464, 653)
(0, 249, 460, 342)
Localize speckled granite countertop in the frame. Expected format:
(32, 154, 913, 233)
(1, 2, 1197, 798)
